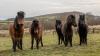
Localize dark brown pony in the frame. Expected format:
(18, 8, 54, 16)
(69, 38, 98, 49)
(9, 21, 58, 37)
(55, 20, 64, 45)
(9, 11, 25, 52)
(30, 19, 43, 49)
(78, 15, 88, 45)
(63, 15, 77, 47)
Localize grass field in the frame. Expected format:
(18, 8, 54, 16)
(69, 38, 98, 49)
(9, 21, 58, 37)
(0, 32, 100, 56)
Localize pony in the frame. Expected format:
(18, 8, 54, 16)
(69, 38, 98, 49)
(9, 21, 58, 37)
(55, 20, 64, 45)
(78, 15, 88, 45)
(63, 15, 77, 47)
(30, 19, 43, 49)
(9, 11, 25, 52)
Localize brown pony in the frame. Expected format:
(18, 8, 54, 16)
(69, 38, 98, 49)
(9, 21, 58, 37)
(9, 11, 25, 52)
(29, 19, 43, 49)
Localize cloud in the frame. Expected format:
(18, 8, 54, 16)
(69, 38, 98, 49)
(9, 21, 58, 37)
(0, 0, 100, 20)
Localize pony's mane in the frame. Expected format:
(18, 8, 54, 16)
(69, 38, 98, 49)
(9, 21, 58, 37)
(14, 11, 25, 32)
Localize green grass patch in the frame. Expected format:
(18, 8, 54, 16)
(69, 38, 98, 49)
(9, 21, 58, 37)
(0, 33, 100, 56)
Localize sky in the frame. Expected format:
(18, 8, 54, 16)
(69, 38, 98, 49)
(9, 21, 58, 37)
(0, 0, 100, 20)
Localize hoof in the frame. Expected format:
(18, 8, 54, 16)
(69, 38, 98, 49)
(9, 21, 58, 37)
(13, 49, 16, 52)
(31, 47, 33, 50)
(20, 48, 23, 50)
(79, 44, 81, 46)
(41, 45, 43, 47)
(65, 44, 68, 47)
(58, 43, 60, 45)
(70, 45, 73, 47)
(37, 47, 39, 49)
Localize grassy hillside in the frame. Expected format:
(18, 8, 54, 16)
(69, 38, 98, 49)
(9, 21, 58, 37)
(0, 11, 100, 30)
(0, 32, 100, 56)
(7, 11, 100, 25)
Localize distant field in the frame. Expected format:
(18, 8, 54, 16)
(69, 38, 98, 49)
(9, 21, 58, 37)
(0, 21, 32, 30)
(0, 32, 100, 56)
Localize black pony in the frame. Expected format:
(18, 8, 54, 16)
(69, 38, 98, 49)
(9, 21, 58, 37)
(55, 20, 64, 45)
(78, 15, 88, 45)
(63, 15, 77, 47)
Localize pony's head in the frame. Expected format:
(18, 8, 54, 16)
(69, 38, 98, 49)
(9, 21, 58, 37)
(17, 11, 25, 18)
(14, 11, 25, 31)
(67, 15, 77, 27)
(31, 19, 39, 34)
(56, 20, 61, 25)
(56, 20, 62, 29)
(32, 19, 39, 28)
(79, 14, 85, 21)
(79, 14, 85, 24)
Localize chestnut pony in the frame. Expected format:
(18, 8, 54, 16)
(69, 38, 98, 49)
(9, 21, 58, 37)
(9, 11, 25, 52)
(29, 19, 43, 49)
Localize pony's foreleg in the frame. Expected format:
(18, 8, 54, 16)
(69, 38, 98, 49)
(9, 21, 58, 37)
(13, 39, 17, 52)
(65, 35, 68, 47)
(58, 36, 60, 45)
(60, 39, 62, 44)
(36, 39, 39, 49)
(85, 37, 87, 45)
(69, 37, 72, 47)
(84, 34, 87, 45)
(31, 37, 34, 50)
(17, 40, 20, 49)
(60, 35, 63, 44)
(19, 38, 23, 50)
(61, 35, 65, 45)
(12, 38, 14, 49)
(40, 37, 43, 47)
(79, 34, 82, 45)
(82, 36, 84, 45)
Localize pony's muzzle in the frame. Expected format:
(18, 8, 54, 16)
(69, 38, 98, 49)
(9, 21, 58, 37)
(73, 24, 77, 27)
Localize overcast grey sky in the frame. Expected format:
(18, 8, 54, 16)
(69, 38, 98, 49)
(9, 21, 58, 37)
(0, 0, 100, 20)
